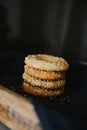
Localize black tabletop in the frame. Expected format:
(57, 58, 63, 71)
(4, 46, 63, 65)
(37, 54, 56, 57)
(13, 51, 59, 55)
(0, 50, 87, 130)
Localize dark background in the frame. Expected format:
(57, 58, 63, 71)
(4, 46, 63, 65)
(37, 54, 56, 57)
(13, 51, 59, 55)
(0, 0, 87, 61)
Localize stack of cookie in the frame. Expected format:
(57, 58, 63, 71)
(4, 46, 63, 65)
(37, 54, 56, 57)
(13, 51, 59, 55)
(22, 54, 69, 97)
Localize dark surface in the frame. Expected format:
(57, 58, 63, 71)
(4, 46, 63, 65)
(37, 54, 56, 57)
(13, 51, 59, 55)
(0, 122, 10, 130)
(0, 51, 87, 130)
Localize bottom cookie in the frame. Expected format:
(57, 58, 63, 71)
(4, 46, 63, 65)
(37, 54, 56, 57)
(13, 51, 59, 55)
(23, 82, 64, 97)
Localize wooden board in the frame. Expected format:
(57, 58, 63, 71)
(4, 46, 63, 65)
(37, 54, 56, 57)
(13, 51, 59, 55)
(0, 85, 43, 130)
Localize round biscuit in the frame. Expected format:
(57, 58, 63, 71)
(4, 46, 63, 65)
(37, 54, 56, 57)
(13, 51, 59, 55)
(24, 66, 65, 80)
(23, 81, 64, 97)
(22, 73, 66, 89)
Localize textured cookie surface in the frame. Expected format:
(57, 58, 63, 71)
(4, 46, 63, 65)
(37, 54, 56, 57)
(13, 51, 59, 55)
(24, 66, 65, 80)
(23, 81, 64, 97)
(25, 54, 69, 71)
(22, 73, 66, 89)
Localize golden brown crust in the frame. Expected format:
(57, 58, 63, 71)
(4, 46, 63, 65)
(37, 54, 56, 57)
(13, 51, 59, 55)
(25, 54, 69, 71)
(23, 82, 64, 97)
(24, 66, 65, 80)
(22, 73, 66, 89)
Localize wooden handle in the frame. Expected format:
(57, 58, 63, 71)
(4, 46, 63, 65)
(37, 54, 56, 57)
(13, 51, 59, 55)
(0, 85, 43, 130)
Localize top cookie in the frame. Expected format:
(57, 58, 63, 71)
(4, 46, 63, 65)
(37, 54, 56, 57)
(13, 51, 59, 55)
(25, 54, 69, 71)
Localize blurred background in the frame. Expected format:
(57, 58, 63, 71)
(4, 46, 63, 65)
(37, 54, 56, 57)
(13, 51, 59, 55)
(0, 0, 87, 61)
